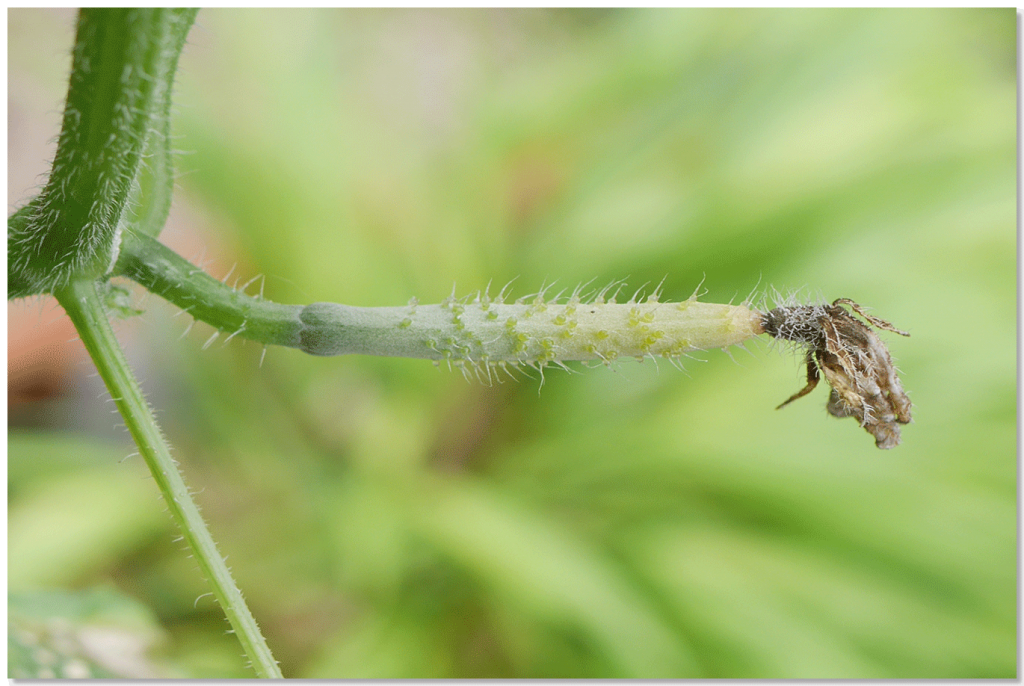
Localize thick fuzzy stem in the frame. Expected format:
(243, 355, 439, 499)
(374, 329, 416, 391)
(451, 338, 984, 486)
(8, 9, 197, 299)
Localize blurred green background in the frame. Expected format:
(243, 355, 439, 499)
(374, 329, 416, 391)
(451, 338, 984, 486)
(8, 8, 1015, 678)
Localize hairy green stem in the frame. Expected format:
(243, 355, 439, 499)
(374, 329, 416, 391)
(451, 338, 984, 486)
(116, 230, 305, 346)
(10, 9, 286, 675)
(9, 9, 197, 299)
(53, 278, 283, 679)
(116, 231, 765, 370)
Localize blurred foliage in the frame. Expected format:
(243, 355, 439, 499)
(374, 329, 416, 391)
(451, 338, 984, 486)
(9, 587, 172, 678)
(9, 8, 1015, 678)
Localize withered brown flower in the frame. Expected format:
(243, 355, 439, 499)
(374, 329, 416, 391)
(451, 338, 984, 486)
(760, 298, 911, 449)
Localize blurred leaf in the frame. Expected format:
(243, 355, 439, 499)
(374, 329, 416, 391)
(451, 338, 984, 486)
(9, 587, 172, 678)
(9, 432, 170, 589)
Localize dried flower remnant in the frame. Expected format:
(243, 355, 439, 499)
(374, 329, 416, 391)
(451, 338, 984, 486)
(760, 298, 912, 449)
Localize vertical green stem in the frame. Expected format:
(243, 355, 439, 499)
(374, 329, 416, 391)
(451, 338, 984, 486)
(54, 278, 283, 679)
